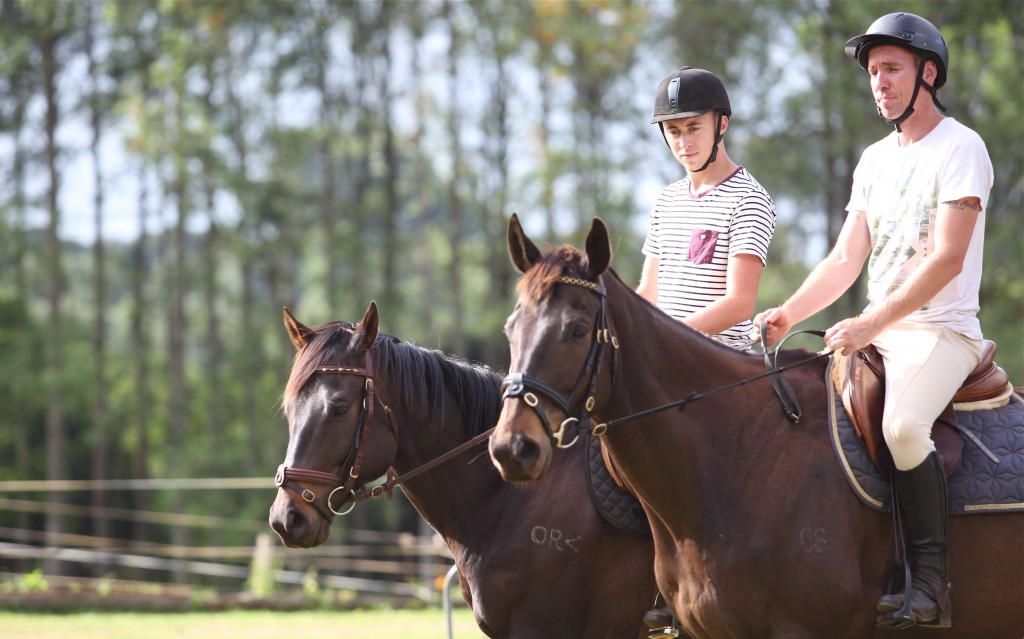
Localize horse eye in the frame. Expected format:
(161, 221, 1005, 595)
(570, 323, 589, 340)
(331, 402, 352, 418)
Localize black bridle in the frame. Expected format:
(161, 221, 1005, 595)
(501, 275, 619, 448)
(502, 273, 831, 441)
(274, 351, 398, 521)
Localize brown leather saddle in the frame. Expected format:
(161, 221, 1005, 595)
(838, 340, 1011, 479)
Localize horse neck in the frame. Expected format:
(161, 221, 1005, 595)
(605, 274, 752, 404)
(599, 276, 762, 528)
(374, 355, 504, 535)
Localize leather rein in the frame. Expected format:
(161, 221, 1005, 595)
(274, 350, 495, 521)
(502, 274, 830, 444)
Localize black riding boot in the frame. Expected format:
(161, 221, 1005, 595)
(876, 452, 951, 628)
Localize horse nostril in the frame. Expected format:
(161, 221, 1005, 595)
(511, 433, 540, 465)
(271, 507, 306, 538)
(287, 508, 307, 534)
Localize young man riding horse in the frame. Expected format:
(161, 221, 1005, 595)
(756, 12, 993, 628)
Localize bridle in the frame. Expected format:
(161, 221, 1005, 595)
(274, 350, 398, 520)
(274, 347, 499, 522)
(501, 275, 619, 448)
(502, 273, 832, 442)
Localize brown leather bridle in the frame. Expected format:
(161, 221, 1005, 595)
(274, 351, 398, 521)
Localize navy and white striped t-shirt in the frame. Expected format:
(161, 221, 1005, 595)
(641, 166, 776, 350)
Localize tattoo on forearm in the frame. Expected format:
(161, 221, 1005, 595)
(944, 199, 982, 213)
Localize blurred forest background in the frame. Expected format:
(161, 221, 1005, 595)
(0, 0, 1020, 600)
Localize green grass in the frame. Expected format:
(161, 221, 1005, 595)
(0, 609, 489, 639)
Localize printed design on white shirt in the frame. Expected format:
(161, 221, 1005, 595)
(847, 117, 993, 339)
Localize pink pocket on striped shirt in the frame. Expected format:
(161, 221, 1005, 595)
(688, 228, 719, 265)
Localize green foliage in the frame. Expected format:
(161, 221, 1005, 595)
(14, 569, 50, 593)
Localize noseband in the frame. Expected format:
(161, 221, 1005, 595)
(501, 275, 619, 448)
(274, 351, 397, 521)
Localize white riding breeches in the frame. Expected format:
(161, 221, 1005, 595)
(872, 321, 985, 471)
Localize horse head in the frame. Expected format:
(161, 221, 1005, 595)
(489, 213, 616, 482)
(268, 301, 398, 548)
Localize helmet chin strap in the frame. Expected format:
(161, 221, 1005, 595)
(693, 112, 724, 173)
(880, 61, 947, 133)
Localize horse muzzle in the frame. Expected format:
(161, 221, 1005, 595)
(488, 417, 552, 483)
(268, 490, 331, 549)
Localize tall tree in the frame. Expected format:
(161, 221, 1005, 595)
(36, 0, 74, 576)
(378, 1, 400, 318)
(85, 0, 112, 559)
(443, 0, 466, 356)
(0, 0, 37, 538)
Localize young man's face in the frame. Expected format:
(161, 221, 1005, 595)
(661, 111, 722, 172)
(866, 44, 932, 121)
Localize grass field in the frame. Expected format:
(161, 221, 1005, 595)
(0, 608, 489, 639)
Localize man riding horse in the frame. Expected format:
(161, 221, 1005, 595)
(756, 12, 993, 628)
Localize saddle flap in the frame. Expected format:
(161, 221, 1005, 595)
(838, 347, 892, 479)
(835, 346, 963, 478)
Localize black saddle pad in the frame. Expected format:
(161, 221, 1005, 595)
(584, 432, 650, 536)
(825, 359, 1024, 514)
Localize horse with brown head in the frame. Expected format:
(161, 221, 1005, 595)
(489, 214, 1024, 639)
(268, 301, 657, 638)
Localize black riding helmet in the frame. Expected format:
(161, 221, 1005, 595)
(651, 67, 731, 172)
(845, 12, 948, 131)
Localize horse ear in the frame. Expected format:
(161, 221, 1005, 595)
(584, 217, 612, 278)
(507, 212, 543, 273)
(283, 307, 314, 350)
(356, 301, 379, 352)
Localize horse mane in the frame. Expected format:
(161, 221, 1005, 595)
(371, 335, 504, 436)
(282, 320, 503, 437)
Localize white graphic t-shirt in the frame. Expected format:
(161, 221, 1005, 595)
(847, 117, 993, 339)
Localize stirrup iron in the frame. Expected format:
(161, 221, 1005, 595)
(876, 561, 916, 630)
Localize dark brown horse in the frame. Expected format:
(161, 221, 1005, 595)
(488, 214, 1024, 639)
(268, 302, 657, 638)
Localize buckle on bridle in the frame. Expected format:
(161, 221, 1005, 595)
(553, 417, 581, 449)
(328, 486, 356, 516)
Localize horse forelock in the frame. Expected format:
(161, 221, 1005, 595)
(517, 245, 590, 307)
(282, 321, 358, 411)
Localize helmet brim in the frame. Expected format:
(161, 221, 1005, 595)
(650, 108, 712, 125)
(845, 34, 910, 68)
